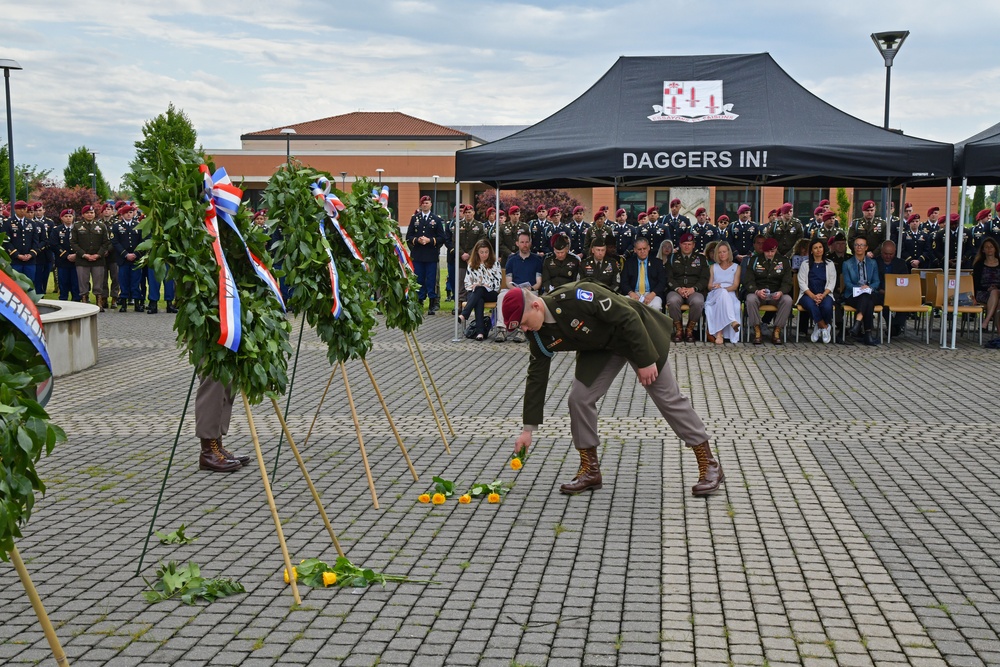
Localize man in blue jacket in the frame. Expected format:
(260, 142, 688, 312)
(843, 237, 881, 346)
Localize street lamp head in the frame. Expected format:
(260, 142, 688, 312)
(279, 128, 296, 135)
(0, 59, 22, 71)
(433, 174, 439, 181)
(375, 168, 385, 174)
(871, 31, 909, 67)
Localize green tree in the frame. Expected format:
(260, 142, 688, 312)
(972, 184, 986, 216)
(835, 187, 851, 228)
(123, 102, 197, 191)
(0, 144, 52, 203)
(64, 146, 112, 199)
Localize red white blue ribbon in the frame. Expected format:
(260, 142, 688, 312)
(318, 220, 343, 318)
(210, 168, 286, 312)
(388, 231, 415, 274)
(200, 165, 241, 352)
(372, 185, 389, 209)
(0, 269, 52, 405)
(310, 178, 368, 270)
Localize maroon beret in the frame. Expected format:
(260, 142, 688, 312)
(593, 212, 605, 222)
(762, 238, 779, 251)
(487, 207, 496, 215)
(572, 205, 585, 215)
(822, 211, 836, 221)
(81, 205, 94, 214)
(906, 214, 920, 224)
(419, 195, 431, 203)
(814, 206, 824, 216)
(949, 213, 960, 223)
(767, 209, 777, 217)
(927, 206, 940, 217)
(14, 200, 27, 208)
(119, 204, 135, 214)
(60, 209, 74, 217)
(508, 205, 520, 214)
(819, 199, 830, 207)
(550, 232, 570, 249)
(716, 214, 729, 223)
(976, 209, 990, 222)
(637, 212, 648, 221)
(780, 203, 793, 214)
(669, 198, 681, 207)
(679, 233, 694, 243)
(502, 288, 525, 332)
(862, 200, 876, 211)
(114, 200, 127, 210)
(737, 204, 751, 214)
(615, 208, 626, 217)
(599, 205, 609, 211)
(536, 204, 547, 213)
(695, 207, 707, 216)
(646, 206, 658, 215)
(904, 202, 912, 209)
(548, 207, 560, 217)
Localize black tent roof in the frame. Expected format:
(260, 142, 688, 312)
(956, 121, 1000, 184)
(455, 54, 953, 188)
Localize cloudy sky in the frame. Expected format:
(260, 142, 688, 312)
(2, 0, 996, 189)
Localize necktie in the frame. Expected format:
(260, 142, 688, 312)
(638, 259, 648, 293)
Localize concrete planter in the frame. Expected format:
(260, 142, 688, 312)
(38, 299, 100, 377)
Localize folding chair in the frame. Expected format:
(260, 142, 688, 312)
(933, 274, 983, 345)
(883, 274, 931, 344)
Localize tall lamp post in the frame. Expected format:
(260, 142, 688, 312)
(88, 150, 98, 198)
(279, 128, 296, 164)
(376, 168, 384, 185)
(871, 31, 908, 233)
(1, 59, 22, 207)
(88, 173, 96, 195)
(340, 171, 347, 191)
(432, 174, 439, 212)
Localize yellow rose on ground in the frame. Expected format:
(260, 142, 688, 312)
(487, 493, 501, 503)
(283, 567, 297, 583)
(418, 494, 431, 503)
(510, 458, 523, 471)
(432, 493, 446, 505)
(322, 572, 337, 587)
(458, 494, 471, 504)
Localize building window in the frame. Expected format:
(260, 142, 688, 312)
(852, 188, 900, 220)
(617, 190, 647, 225)
(715, 188, 759, 222)
(653, 190, 673, 211)
(420, 189, 456, 220)
(783, 188, 826, 221)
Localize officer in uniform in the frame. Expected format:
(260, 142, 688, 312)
(493, 206, 522, 266)
(972, 208, 1000, 250)
(578, 237, 618, 289)
(529, 205, 552, 258)
(502, 281, 723, 497)
(766, 203, 806, 256)
(566, 206, 590, 257)
(921, 207, 941, 236)
(931, 213, 972, 269)
(2, 200, 39, 283)
(689, 207, 720, 254)
(31, 203, 55, 296)
(541, 233, 581, 293)
(848, 200, 885, 256)
(611, 207, 637, 260)
(457, 205, 488, 304)
(664, 198, 690, 240)
(50, 209, 80, 301)
(665, 233, 709, 342)
(71, 204, 111, 310)
(715, 214, 730, 237)
(406, 195, 446, 314)
(112, 204, 144, 311)
(811, 211, 840, 244)
(634, 211, 652, 246)
(804, 206, 824, 237)
(745, 238, 794, 345)
(100, 203, 121, 306)
(900, 214, 930, 269)
(584, 211, 615, 257)
(549, 207, 573, 252)
(726, 204, 758, 263)
(644, 206, 670, 255)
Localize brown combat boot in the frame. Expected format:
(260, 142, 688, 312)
(217, 437, 251, 467)
(684, 321, 697, 342)
(772, 325, 783, 346)
(672, 320, 684, 343)
(690, 442, 724, 496)
(199, 438, 242, 472)
(752, 325, 763, 345)
(559, 447, 602, 495)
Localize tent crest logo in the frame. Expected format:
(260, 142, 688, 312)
(649, 80, 738, 123)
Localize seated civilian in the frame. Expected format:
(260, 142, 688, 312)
(665, 233, 709, 342)
(797, 238, 836, 344)
(704, 241, 741, 344)
(620, 236, 667, 313)
(656, 239, 673, 265)
(972, 237, 1000, 332)
(745, 238, 794, 345)
(498, 230, 543, 342)
(842, 237, 881, 346)
(578, 237, 619, 289)
(704, 240, 719, 264)
(875, 239, 910, 337)
(460, 240, 502, 341)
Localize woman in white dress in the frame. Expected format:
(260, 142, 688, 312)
(704, 241, 742, 345)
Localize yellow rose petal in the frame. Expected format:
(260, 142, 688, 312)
(487, 493, 501, 503)
(432, 493, 446, 505)
(510, 458, 523, 471)
(418, 494, 431, 503)
(458, 494, 471, 504)
(322, 571, 337, 587)
(283, 567, 297, 583)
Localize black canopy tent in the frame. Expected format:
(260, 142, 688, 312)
(454, 53, 953, 188)
(955, 120, 1000, 184)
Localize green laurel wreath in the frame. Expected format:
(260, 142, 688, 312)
(132, 145, 291, 404)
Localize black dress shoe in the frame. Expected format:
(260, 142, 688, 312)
(863, 331, 880, 346)
(849, 321, 864, 337)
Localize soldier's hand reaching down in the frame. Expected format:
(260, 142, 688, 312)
(515, 429, 532, 455)
(637, 363, 658, 386)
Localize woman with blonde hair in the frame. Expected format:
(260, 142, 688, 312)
(704, 241, 741, 344)
(460, 240, 502, 340)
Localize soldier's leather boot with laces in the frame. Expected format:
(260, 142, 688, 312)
(772, 325, 783, 345)
(559, 447, 603, 495)
(672, 320, 684, 343)
(199, 438, 242, 472)
(690, 442, 724, 496)
(146, 300, 158, 314)
(684, 321, 697, 342)
(217, 437, 250, 467)
(752, 325, 763, 345)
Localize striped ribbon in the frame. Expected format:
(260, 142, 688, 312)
(310, 178, 368, 270)
(0, 269, 53, 405)
(372, 185, 389, 209)
(318, 220, 343, 318)
(200, 165, 242, 352)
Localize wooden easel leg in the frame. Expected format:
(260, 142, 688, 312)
(270, 398, 346, 558)
(302, 366, 338, 450)
(241, 392, 301, 604)
(404, 332, 451, 454)
(9, 546, 69, 667)
(409, 332, 456, 437)
(340, 362, 379, 509)
(361, 358, 418, 482)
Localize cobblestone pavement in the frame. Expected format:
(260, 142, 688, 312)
(0, 308, 996, 666)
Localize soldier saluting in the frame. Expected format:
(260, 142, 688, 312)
(502, 281, 723, 497)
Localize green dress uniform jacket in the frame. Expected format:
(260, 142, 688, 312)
(523, 282, 673, 426)
(847, 217, 885, 251)
(541, 253, 582, 292)
(667, 253, 709, 293)
(458, 219, 488, 263)
(584, 223, 617, 256)
(70, 220, 112, 267)
(765, 219, 806, 255)
(578, 256, 619, 288)
(745, 255, 794, 294)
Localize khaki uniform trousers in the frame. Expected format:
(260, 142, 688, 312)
(195, 376, 235, 440)
(567, 354, 709, 450)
